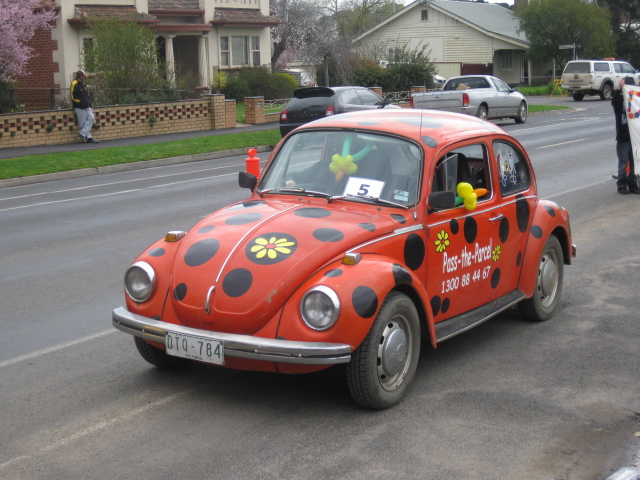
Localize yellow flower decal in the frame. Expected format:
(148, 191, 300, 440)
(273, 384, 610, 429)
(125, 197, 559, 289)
(251, 236, 296, 259)
(435, 230, 450, 253)
(492, 245, 501, 262)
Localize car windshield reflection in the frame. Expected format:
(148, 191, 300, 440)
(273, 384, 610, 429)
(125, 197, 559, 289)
(258, 131, 422, 207)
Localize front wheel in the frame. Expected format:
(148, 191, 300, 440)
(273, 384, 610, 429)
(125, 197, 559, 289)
(134, 336, 188, 368)
(346, 291, 421, 409)
(515, 101, 527, 124)
(476, 105, 488, 120)
(518, 235, 564, 322)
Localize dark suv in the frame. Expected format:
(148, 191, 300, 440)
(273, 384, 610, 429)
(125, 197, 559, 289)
(279, 86, 398, 136)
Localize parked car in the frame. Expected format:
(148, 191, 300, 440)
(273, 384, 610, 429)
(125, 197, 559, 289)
(279, 86, 398, 136)
(561, 59, 640, 101)
(410, 75, 528, 123)
(112, 109, 575, 409)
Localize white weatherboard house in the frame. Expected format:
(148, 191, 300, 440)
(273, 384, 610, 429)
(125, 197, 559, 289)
(354, 0, 549, 85)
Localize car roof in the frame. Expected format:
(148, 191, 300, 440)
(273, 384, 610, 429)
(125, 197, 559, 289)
(294, 109, 508, 148)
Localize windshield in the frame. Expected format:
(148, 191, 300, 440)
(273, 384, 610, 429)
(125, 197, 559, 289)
(258, 131, 422, 207)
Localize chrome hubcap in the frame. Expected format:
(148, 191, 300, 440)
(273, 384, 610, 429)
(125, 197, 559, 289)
(538, 253, 558, 306)
(377, 319, 410, 391)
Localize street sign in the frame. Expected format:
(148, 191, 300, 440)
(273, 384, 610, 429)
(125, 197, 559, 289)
(559, 44, 575, 49)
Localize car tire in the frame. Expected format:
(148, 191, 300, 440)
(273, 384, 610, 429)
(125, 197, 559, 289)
(572, 92, 584, 101)
(346, 291, 421, 409)
(600, 83, 613, 100)
(514, 101, 527, 124)
(476, 105, 488, 120)
(518, 235, 564, 322)
(134, 336, 188, 368)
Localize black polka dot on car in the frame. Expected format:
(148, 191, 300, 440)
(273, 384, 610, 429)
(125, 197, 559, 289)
(294, 207, 331, 218)
(530, 225, 543, 239)
(499, 217, 510, 243)
(450, 218, 459, 235)
(544, 205, 556, 217)
(324, 269, 343, 277)
(515, 195, 530, 233)
(441, 297, 450, 314)
(516, 251, 522, 267)
(222, 268, 252, 297)
(225, 212, 263, 225)
(430, 295, 441, 316)
(404, 233, 425, 271)
(352, 286, 378, 318)
(464, 216, 478, 243)
(245, 233, 297, 265)
(312, 228, 344, 242)
(198, 225, 215, 233)
(184, 238, 220, 267)
(174, 283, 187, 301)
(148, 248, 165, 257)
(392, 264, 412, 285)
(391, 214, 406, 224)
(491, 268, 501, 288)
(359, 223, 375, 232)
(421, 136, 438, 148)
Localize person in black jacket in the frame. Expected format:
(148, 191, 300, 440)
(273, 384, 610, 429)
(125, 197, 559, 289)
(611, 76, 637, 194)
(70, 70, 99, 143)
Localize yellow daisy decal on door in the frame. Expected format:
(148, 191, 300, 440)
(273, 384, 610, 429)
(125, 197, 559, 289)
(492, 245, 502, 262)
(435, 230, 450, 253)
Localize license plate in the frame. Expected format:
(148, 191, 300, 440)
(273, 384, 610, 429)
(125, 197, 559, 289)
(165, 331, 224, 365)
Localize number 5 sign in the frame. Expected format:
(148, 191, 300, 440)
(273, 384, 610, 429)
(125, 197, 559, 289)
(344, 177, 385, 198)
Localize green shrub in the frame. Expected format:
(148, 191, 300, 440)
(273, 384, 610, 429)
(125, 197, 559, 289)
(222, 68, 297, 101)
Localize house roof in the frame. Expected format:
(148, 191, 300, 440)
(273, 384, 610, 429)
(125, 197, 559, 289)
(354, 0, 527, 47)
(148, 0, 202, 11)
(210, 8, 279, 27)
(68, 5, 159, 24)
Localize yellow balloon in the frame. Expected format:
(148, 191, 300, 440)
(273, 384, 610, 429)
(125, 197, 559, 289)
(464, 192, 477, 211)
(457, 182, 473, 198)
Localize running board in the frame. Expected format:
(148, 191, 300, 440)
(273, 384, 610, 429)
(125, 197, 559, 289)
(435, 291, 526, 343)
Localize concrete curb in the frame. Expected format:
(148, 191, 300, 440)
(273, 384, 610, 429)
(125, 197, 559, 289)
(0, 144, 273, 189)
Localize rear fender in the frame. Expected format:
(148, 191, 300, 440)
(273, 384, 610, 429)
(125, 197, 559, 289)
(518, 201, 573, 297)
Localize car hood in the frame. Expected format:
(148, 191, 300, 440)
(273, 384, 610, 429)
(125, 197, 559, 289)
(169, 199, 406, 334)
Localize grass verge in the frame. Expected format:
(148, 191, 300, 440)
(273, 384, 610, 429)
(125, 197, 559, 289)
(528, 104, 569, 113)
(0, 129, 282, 180)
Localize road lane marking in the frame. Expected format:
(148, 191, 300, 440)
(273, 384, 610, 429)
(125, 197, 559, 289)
(0, 330, 115, 369)
(0, 390, 192, 470)
(535, 139, 587, 149)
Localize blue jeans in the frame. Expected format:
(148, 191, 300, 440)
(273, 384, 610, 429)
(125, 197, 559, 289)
(74, 107, 94, 139)
(616, 140, 635, 188)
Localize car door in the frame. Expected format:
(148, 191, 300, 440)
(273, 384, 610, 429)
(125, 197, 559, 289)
(490, 140, 535, 298)
(424, 142, 507, 323)
(492, 77, 518, 117)
(356, 89, 386, 110)
(618, 62, 640, 85)
(337, 88, 364, 114)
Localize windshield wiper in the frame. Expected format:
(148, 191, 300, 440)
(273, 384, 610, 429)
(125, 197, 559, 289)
(258, 187, 333, 200)
(344, 194, 409, 209)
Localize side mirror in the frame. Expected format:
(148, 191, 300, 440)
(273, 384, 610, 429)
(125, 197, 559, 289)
(428, 191, 456, 212)
(380, 97, 392, 108)
(238, 171, 257, 191)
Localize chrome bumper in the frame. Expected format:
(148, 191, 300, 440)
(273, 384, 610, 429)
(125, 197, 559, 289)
(112, 306, 352, 365)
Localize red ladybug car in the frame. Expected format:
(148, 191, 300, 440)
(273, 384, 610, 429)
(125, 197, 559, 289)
(113, 109, 576, 409)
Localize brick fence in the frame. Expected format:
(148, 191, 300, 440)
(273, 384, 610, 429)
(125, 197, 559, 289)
(0, 94, 236, 150)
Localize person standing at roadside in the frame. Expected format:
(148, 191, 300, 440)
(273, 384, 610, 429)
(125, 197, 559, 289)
(70, 70, 99, 143)
(612, 76, 637, 194)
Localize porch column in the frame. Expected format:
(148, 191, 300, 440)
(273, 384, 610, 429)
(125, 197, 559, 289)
(198, 35, 209, 87)
(165, 35, 176, 86)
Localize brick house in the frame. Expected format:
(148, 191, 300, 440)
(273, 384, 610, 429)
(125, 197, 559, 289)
(13, 0, 278, 111)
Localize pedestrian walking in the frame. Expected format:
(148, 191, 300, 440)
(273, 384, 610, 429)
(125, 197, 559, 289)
(611, 76, 637, 194)
(70, 70, 99, 143)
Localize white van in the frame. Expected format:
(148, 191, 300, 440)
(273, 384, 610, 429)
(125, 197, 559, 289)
(561, 59, 640, 101)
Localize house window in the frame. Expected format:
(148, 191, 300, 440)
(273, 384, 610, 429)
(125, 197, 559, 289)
(231, 36, 248, 65)
(501, 50, 513, 71)
(421, 10, 428, 20)
(220, 36, 229, 67)
(251, 36, 260, 66)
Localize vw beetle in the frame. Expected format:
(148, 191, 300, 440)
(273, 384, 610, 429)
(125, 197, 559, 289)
(113, 109, 575, 409)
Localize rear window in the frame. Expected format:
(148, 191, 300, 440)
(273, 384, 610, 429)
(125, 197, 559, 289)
(563, 62, 590, 74)
(286, 95, 333, 111)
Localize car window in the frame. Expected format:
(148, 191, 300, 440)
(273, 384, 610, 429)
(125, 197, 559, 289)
(259, 131, 422, 206)
(339, 89, 362, 106)
(492, 78, 510, 92)
(493, 141, 530, 196)
(620, 63, 635, 74)
(614, 63, 622, 73)
(594, 62, 610, 72)
(432, 143, 491, 207)
(356, 89, 383, 106)
(563, 62, 590, 74)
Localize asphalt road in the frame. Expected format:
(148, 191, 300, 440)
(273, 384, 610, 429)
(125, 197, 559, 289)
(0, 97, 639, 480)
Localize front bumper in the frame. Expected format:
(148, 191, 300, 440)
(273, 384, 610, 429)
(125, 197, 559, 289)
(112, 306, 352, 365)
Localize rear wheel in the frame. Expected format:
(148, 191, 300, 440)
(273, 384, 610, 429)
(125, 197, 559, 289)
(600, 83, 613, 100)
(476, 105, 488, 120)
(346, 291, 421, 409)
(572, 92, 584, 101)
(515, 101, 527, 124)
(518, 235, 564, 322)
(134, 336, 188, 368)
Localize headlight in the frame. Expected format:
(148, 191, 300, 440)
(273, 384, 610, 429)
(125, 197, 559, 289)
(300, 286, 340, 331)
(124, 261, 156, 303)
